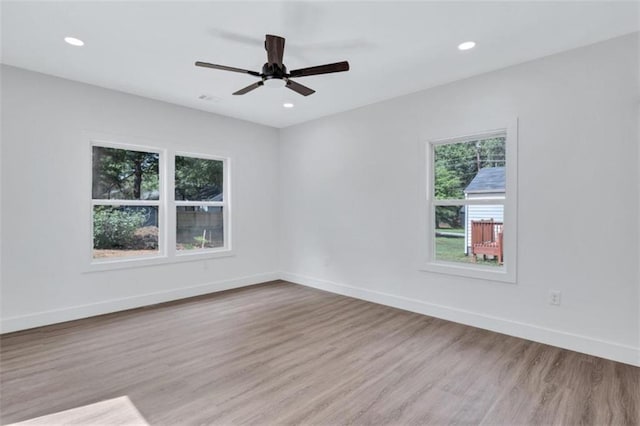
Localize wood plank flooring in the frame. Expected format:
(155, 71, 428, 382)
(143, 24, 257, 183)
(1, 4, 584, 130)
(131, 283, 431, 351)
(1, 281, 638, 425)
(7, 396, 148, 425)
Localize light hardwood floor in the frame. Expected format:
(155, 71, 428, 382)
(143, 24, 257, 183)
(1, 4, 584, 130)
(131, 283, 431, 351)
(1, 281, 638, 425)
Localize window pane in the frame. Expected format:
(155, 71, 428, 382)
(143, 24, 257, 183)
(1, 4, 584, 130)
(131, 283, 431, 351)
(175, 156, 223, 201)
(434, 205, 504, 267)
(176, 206, 224, 251)
(92, 146, 159, 200)
(434, 137, 505, 200)
(93, 206, 159, 259)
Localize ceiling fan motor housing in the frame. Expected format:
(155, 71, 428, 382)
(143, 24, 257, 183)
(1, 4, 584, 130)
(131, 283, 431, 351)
(262, 63, 287, 80)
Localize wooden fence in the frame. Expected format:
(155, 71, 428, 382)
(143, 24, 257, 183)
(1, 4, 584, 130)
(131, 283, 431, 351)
(176, 209, 223, 247)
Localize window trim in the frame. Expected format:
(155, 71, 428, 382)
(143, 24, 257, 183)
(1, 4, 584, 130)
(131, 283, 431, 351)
(86, 138, 233, 273)
(420, 120, 518, 283)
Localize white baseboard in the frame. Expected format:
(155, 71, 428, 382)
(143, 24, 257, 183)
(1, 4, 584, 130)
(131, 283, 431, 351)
(281, 271, 640, 367)
(4, 270, 638, 367)
(0, 272, 280, 334)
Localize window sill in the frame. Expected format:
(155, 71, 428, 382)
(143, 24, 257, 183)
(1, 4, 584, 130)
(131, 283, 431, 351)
(420, 261, 516, 283)
(85, 249, 235, 273)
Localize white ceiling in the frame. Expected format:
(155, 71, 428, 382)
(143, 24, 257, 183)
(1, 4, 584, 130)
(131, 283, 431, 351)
(2, 1, 638, 128)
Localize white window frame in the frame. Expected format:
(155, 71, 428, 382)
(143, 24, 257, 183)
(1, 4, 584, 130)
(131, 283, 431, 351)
(172, 151, 232, 258)
(87, 137, 233, 272)
(89, 140, 167, 268)
(420, 120, 518, 283)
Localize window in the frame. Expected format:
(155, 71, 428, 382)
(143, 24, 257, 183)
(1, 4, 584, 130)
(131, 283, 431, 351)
(423, 126, 517, 282)
(92, 145, 162, 260)
(90, 140, 231, 269)
(175, 155, 226, 253)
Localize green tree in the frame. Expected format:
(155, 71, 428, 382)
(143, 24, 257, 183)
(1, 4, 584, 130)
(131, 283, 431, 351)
(93, 207, 146, 249)
(434, 164, 462, 199)
(92, 147, 159, 200)
(175, 157, 223, 200)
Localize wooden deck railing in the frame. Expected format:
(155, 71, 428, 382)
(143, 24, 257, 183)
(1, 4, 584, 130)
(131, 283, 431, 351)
(471, 220, 503, 264)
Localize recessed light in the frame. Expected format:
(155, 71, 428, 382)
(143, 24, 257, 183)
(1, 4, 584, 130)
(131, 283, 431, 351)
(458, 41, 476, 51)
(64, 37, 84, 47)
(283, 102, 294, 108)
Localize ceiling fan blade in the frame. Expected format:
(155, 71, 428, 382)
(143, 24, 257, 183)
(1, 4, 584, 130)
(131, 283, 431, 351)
(265, 34, 285, 67)
(233, 81, 264, 95)
(289, 61, 350, 78)
(195, 61, 261, 77)
(285, 79, 315, 96)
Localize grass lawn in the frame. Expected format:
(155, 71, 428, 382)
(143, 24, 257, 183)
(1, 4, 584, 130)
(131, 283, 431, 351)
(436, 227, 465, 234)
(435, 231, 501, 267)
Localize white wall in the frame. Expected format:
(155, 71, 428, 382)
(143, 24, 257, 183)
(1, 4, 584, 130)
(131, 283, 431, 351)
(0, 65, 280, 332)
(279, 34, 640, 365)
(2, 34, 638, 366)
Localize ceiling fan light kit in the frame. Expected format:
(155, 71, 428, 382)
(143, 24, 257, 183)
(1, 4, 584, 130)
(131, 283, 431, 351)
(196, 34, 350, 96)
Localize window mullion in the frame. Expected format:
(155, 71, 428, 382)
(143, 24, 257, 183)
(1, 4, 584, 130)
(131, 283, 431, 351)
(175, 201, 225, 207)
(166, 151, 176, 258)
(433, 199, 505, 206)
(92, 199, 160, 207)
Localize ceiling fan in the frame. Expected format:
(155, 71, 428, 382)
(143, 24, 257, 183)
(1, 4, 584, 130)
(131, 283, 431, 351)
(195, 34, 349, 96)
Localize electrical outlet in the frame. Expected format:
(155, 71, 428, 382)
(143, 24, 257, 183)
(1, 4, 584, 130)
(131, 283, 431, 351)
(549, 291, 561, 306)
